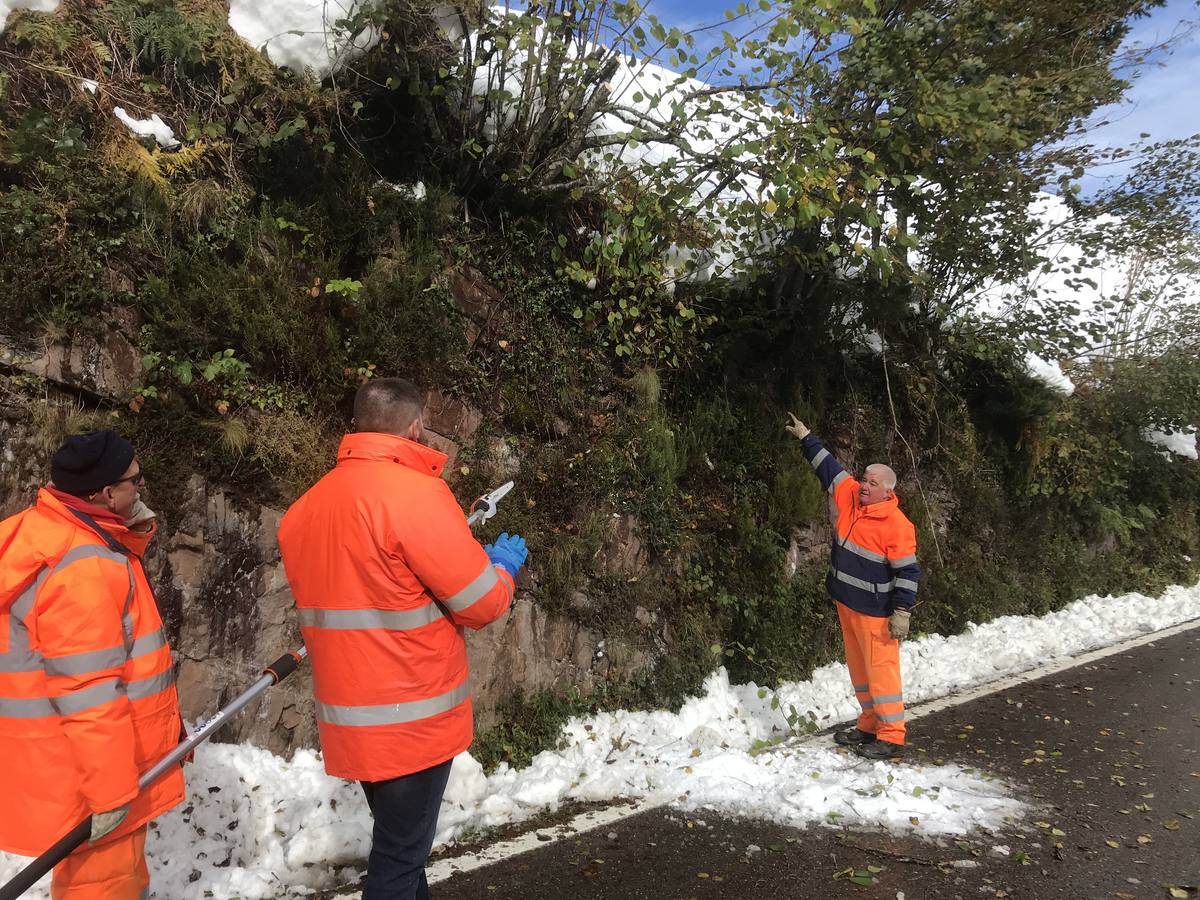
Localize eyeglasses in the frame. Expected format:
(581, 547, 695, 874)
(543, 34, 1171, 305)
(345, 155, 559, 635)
(110, 469, 145, 488)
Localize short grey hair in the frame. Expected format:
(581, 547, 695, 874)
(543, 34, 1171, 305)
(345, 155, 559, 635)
(865, 463, 897, 491)
(353, 378, 424, 435)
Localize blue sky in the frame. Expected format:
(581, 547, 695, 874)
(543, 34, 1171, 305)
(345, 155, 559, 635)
(1079, 0, 1200, 190)
(644, 0, 1199, 190)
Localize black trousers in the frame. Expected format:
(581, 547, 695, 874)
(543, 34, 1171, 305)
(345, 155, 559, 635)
(360, 758, 454, 899)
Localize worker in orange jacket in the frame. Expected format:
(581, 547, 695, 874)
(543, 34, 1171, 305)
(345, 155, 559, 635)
(786, 414, 921, 760)
(0, 430, 185, 898)
(278, 377, 525, 900)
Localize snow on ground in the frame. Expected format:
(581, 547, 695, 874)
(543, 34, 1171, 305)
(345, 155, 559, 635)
(3, 580, 1198, 898)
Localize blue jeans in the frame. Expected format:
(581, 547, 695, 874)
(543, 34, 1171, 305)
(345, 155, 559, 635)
(360, 758, 454, 900)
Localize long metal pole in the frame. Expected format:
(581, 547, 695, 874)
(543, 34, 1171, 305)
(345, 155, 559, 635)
(0, 649, 308, 900)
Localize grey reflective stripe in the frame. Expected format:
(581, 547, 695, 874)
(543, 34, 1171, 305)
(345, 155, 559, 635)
(50, 677, 126, 716)
(830, 471, 850, 492)
(858, 698, 874, 710)
(299, 605, 444, 631)
(0, 695, 55, 718)
(893, 578, 919, 593)
(129, 628, 167, 659)
(876, 709, 905, 723)
(809, 448, 830, 470)
(833, 569, 896, 594)
(126, 669, 174, 702)
(55, 543, 129, 570)
(121, 570, 135, 652)
(833, 569, 881, 593)
(44, 644, 127, 677)
(889, 555, 918, 569)
(838, 538, 887, 564)
(872, 693, 903, 705)
(0, 575, 46, 673)
(441, 566, 501, 613)
(316, 681, 470, 727)
(852, 683, 869, 693)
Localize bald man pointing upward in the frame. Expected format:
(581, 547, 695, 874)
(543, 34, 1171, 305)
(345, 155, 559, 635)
(786, 414, 921, 759)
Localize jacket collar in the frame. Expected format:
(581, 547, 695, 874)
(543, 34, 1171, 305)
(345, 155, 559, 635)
(337, 432, 447, 478)
(36, 487, 156, 557)
(855, 493, 900, 519)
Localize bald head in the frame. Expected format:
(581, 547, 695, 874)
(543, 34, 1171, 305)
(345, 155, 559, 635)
(865, 464, 897, 490)
(354, 378, 425, 438)
(859, 463, 897, 506)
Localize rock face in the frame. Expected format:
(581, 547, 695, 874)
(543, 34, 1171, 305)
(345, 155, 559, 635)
(0, 410, 631, 759)
(0, 294, 656, 759)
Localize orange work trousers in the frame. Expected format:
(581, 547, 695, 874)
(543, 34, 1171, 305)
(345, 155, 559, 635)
(51, 826, 149, 900)
(837, 602, 906, 745)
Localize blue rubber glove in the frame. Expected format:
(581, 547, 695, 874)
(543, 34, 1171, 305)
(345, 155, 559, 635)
(485, 532, 528, 579)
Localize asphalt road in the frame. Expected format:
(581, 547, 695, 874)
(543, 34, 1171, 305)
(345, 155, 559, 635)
(428, 626, 1199, 900)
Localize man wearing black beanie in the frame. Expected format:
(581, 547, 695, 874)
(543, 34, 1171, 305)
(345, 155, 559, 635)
(0, 430, 186, 898)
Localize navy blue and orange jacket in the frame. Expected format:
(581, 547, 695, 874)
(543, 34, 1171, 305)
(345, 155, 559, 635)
(800, 434, 921, 618)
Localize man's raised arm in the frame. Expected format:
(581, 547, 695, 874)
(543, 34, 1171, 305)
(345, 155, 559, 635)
(785, 413, 852, 495)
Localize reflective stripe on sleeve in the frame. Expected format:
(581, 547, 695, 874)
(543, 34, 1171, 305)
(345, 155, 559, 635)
(888, 555, 918, 569)
(316, 681, 470, 728)
(440, 566, 501, 613)
(830, 471, 850, 492)
(809, 448, 830, 470)
(129, 628, 167, 659)
(298, 605, 444, 631)
(50, 678, 126, 716)
(893, 578, 919, 593)
(126, 669, 175, 702)
(44, 645, 128, 678)
(0, 578, 44, 674)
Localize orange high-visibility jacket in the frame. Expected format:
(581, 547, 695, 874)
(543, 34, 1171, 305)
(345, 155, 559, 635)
(277, 432, 514, 782)
(801, 434, 921, 618)
(0, 489, 185, 857)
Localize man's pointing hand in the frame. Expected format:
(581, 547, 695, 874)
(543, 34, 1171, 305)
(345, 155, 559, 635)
(785, 412, 810, 440)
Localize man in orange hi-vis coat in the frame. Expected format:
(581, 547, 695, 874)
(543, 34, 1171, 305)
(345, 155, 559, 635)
(278, 377, 526, 900)
(0, 430, 185, 898)
(786, 414, 921, 761)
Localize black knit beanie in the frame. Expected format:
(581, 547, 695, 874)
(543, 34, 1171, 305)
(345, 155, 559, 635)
(51, 430, 136, 496)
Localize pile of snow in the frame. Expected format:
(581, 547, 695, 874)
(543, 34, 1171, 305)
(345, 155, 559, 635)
(1142, 427, 1199, 459)
(4, 579, 1199, 899)
(113, 107, 180, 150)
(1023, 352, 1075, 394)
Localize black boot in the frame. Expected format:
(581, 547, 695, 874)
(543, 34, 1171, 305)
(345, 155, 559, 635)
(853, 739, 904, 760)
(834, 727, 877, 747)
